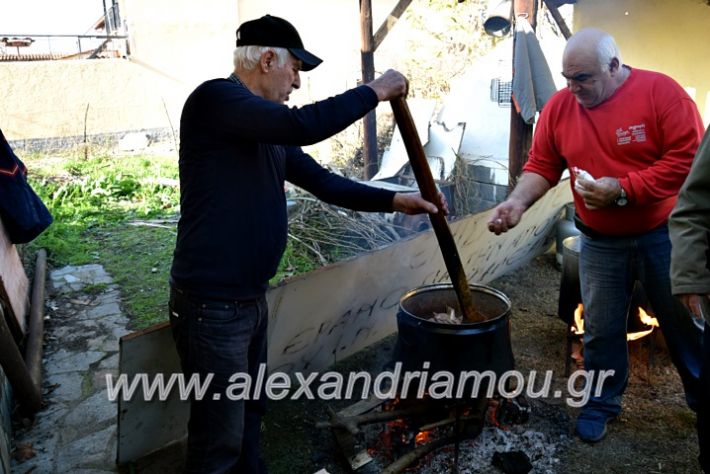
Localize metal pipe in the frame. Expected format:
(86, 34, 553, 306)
(23, 248, 47, 390)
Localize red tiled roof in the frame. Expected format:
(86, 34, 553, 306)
(0, 53, 63, 61)
(0, 50, 122, 62)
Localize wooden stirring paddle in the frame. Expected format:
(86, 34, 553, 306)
(390, 97, 485, 323)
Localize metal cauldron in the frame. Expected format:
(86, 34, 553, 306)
(393, 283, 515, 377)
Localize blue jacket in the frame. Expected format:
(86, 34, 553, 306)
(0, 128, 52, 244)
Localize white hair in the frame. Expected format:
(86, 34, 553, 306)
(597, 34, 623, 72)
(233, 46, 289, 70)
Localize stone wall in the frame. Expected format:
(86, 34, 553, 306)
(0, 0, 369, 147)
(0, 59, 189, 143)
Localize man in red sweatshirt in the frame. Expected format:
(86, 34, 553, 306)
(488, 27, 704, 450)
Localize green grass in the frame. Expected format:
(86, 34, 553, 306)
(89, 224, 176, 327)
(24, 152, 319, 329)
(22, 153, 180, 327)
(27, 154, 180, 264)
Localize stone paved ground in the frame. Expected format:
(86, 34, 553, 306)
(12, 264, 129, 474)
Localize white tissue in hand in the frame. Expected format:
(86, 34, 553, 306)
(572, 167, 595, 182)
(572, 167, 595, 195)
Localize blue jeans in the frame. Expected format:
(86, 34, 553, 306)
(578, 226, 703, 417)
(169, 286, 269, 474)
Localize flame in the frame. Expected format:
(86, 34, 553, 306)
(627, 307, 659, 341)
(570, 304, 659, 341)
(415, 430, 433, 445)
(638, 306, 659, 327)
(571, 303, 585, 334)
(486, 399, 503, 429)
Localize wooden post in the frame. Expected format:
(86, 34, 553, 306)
(373, 0, 414, 51)
(508, 0, 538, 192)
(358, 0, 415, 180)
(359, 0, 378, 180)
(542, 0, 572, 40)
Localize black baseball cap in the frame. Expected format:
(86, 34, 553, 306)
(236, 14, 323, 71)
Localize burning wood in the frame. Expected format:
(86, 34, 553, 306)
(319, 394, 565, 473)
(315, 403, 429, 434)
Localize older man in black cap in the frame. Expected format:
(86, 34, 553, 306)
(169, 14, 444, 473)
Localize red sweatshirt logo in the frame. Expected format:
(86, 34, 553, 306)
(616, 124, 647, 145)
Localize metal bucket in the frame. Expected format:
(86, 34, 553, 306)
(556, 202, 581, 268)
(393, 283, 515, 377)
(558, 235, 582, 325)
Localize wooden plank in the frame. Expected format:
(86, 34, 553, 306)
(116, 182, 572, 463)
(0, 305, 40, 415)
(542, 0, 572, 39)
(373, 0, 414, 51)
(0, 217, 28, 338)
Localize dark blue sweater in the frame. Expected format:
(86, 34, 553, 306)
(170, 78, 396, 300)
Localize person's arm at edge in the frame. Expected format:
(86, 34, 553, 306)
(487, 172, 551, 235)
(669, 128, 710, 320)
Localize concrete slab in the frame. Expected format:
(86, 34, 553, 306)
(55, 425, 116, 473)
(44, 350, 105, 375)
(45, 371, 84, 402)
(64, 392, 117, 428)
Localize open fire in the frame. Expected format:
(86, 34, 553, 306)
(320, 394, 518, 472)
(368, 396, 488, 471)
(558, 235, 662, 373)
(317, 283, 551, 472)
(566, 302, 660, 373)
(316, 392, 569, 473)
(570, 303, 660, 341)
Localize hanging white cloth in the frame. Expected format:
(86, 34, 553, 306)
(511, 17, 558, 124)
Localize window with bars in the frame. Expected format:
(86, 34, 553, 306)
(490, 78, 512, 108)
